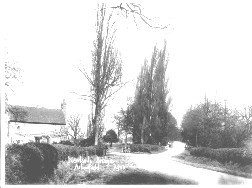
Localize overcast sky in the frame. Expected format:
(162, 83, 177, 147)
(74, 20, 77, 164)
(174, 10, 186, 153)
(1, 0, 252, 131)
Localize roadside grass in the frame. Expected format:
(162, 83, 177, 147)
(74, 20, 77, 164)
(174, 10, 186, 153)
(48, 153, 196, 185)
(173, 150, 252, 179)
(48, 154, 136, 184)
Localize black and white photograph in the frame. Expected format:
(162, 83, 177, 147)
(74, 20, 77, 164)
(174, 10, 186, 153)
(1, 0, 252, 185)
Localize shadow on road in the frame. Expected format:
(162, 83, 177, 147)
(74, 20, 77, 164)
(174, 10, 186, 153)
(105, 168, 198, 185)
(218, 175, 245, 185)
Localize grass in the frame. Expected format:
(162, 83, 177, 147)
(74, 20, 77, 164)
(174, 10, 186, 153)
(173, 150, 252, 179)
(48, 153, 136, 184)
(48, 152, 197, 185)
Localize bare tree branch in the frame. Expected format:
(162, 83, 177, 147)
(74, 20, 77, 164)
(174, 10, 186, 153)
(111, 3, 168, 29)
(78, 67, 94, 86)
(66, 114, 82, 145)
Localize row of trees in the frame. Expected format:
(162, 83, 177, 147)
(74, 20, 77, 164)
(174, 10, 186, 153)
(78, 3, 169, 146)
(114, 42, 180, 145)
(181, 97, 252, 148)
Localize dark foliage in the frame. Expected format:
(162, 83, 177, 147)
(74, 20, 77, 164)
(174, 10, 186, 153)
(160, 137, 169, 146)
(26, 143, 58, 177)
(181, 99, 252, 149)
(53, 143, 107, 161)
(190, 147, 252, 166)
(53, 144, 90, 161)
(129, 144, 162, 153)
(78, 134, 95, 147)
(103, 129, 118, 147)
(5, 143, 58, 184)
(6, 144, 42, 184)
(59, 140, 74, 146)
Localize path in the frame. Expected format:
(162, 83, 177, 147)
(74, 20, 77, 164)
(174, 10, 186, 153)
(109, 142, 252, 185)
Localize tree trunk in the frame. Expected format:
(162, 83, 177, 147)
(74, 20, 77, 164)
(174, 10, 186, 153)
(110, 142, 112, 147)
(118, 128, 120, 141)
(95, 129, 99, 145)
(125, 133, 128, 147)
(141, 128, 144, 144)
(196, 130, 198, 147)
(93, 103, 100, 146)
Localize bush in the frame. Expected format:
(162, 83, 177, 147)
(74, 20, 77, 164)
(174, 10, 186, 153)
(161, 137, 169, 146)
(190, 147, 252, 166)
(129, 144, 162, 153)
(53, 144, 87, 161)
(5, 143, 58, 184)
(59, 140, 74, 146)
(78, 135, 95, 147)
(93, 143, 108, 156)
(25, 143, 58, 177)
(53, 143, 107, 161)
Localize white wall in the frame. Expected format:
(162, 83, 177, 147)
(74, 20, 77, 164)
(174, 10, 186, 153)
(7, 122, 66, 144)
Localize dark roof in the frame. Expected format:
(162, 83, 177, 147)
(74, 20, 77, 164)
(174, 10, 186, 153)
(8, 105, 66, 125)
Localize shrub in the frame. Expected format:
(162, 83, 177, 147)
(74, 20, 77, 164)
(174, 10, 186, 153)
(78, 135, 95, 147)
(25, 143, 58, 177)
(129, 144, 162, 153)
(161, 137, 169, 146)
(93, 144, 108, 156)
(5, 143, 58, 184)
(6, 144, 31, 184)
(53, 144, 87, 161)
(53, 143, 107, 161)
(6, 144, 44, 184)
(190, 147, 252, 166)
(59, 140, 74, 146)
(190, 147, 210, 158)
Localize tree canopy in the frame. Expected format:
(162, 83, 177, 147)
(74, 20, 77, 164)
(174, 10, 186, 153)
(116, 41, 180, 145)
(181, 98, 252, 148)
(103, 129, 118, 147)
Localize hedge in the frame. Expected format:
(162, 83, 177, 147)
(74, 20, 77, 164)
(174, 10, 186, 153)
(129, 144, 163, 153)
(190, 147, 252, 166)
(5, 143, 58, 184)
(78, 134, 95, 147)
(58, 140, 74, 146)
(28, 143, 58, 176)
(53, 144, 107, 161)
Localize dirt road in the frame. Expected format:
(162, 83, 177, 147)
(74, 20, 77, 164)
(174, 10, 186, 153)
(110, 142, 252, 185)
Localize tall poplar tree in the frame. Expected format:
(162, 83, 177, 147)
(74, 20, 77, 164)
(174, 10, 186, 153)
(131, 41, 179, 144)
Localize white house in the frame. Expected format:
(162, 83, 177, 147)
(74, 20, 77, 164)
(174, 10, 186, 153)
(7, 102, 67, 144)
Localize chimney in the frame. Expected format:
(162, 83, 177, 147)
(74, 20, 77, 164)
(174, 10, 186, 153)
(61, 99, 66, 120)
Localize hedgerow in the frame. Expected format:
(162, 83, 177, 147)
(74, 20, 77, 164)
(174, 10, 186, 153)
(58, 140, 74, 146)
(129, 144, 163, 153)
(53, 144, 107, 161)
(190, 147, 252, 166)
